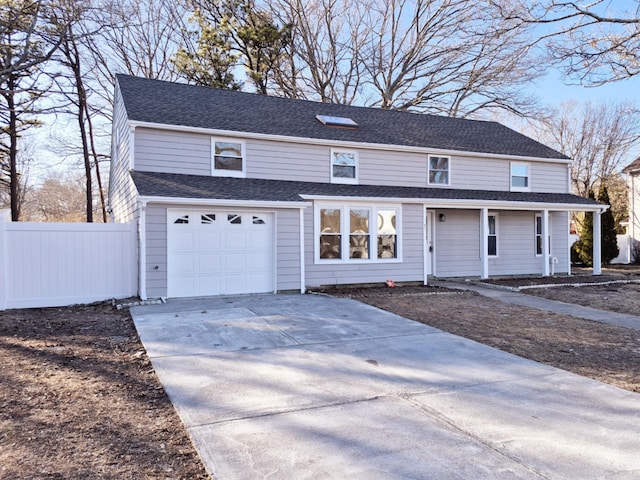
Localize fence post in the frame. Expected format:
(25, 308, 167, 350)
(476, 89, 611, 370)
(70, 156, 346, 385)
(0, 209, 9, 310)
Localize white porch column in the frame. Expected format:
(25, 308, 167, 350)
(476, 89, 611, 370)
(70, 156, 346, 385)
(0, 209, 9, 310)
(593, 210, 602, 275)
(542, 210, 550, 276)
(480, 208, 489, 279)
(299, 208, 306, 293)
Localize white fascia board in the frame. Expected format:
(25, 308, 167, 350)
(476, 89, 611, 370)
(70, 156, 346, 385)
(138, 195, 311, 209)
(127, 120, 572, 165)
(300, 194, 606, 212)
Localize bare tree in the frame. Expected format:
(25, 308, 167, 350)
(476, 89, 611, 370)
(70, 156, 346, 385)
(50, 0, 108, 222)
(536, 100, 640, 198)
(0, 0, 65, 220)
(493, 0, 640, 86)
(267, 0, 543, 117)
(22, 171, 90, 222)
(0, 136, 34, 216)
(82, 0, 190, 111)
(270, 0, 368, 103)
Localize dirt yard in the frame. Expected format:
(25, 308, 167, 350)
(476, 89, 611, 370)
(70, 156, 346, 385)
(0, 302, 209, 480)
(1, 265, 639, 478)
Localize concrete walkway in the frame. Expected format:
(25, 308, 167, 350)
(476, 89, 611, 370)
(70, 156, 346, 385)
(436, 280, 640, 331)
(131, 294, 640, 479)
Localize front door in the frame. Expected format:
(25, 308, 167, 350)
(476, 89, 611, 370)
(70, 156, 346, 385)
(425, 210, 435, 278)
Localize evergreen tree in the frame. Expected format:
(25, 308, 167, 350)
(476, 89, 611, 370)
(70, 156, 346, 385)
(573, 189, 595, 266)
(598, 184, 619, 264)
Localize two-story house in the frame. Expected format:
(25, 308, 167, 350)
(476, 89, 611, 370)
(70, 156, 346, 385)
(108, 75, 605, 300)
(623, 157, 640, 263)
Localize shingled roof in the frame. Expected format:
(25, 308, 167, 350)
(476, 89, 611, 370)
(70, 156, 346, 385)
(622, 157, 640, 174)
(131, 171, 602, 208)
(116, 74, 568, 160)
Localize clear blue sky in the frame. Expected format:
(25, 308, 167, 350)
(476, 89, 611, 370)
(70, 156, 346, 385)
(533, 69, 640, 105)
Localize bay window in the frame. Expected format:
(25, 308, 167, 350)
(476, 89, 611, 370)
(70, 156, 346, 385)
(317, 205, 400, 262)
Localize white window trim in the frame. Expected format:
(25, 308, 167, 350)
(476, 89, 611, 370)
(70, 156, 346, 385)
(330, 148, 358, 184)
(314, 203, 402, 264)
(488, 212, 498, 257)
(427, 154, 451, 186)
(211, 137, 246, 178)
(510, 161, 530, 192)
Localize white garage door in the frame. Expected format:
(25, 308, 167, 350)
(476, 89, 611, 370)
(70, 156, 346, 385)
(167, 210, 274, 297)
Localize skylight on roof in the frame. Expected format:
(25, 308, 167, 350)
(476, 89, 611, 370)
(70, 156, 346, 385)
(316, 114, 359, 129)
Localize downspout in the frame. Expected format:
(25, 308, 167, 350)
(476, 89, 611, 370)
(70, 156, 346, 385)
(138, 200, 147, 300)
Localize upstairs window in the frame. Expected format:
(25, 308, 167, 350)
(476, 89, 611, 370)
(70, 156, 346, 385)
(212, 138, 245, 177)
(331, 149, 358, 184)
(511, 162, 530, 192)
(428, 155, 450, 185)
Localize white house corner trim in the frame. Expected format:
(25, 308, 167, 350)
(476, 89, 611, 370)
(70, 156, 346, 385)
(138, 201, 147, 300)
(0, 209, 8, 310)
(128, 124, 136, 171)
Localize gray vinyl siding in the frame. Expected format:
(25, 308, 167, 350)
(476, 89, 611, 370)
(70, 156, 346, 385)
(432, 209, 482, 277)
(145, 204, 168, 298)
(433, 210, 570, 278)
(551, 211, 570, 273)
(248, 140, 328, 181)
(275, 208, 302, 291)
(304, 203, 424, 288)
(143, 203, 303, 297)
(131, 127, 571, 193)
(135, 128, 211, 175)
(108, 86, 138, 223)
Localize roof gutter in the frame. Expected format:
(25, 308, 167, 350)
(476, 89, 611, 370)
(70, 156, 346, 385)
(127, 120, 572, 165)
(138, 196, 311, 209)
(300, 194, 607, 212)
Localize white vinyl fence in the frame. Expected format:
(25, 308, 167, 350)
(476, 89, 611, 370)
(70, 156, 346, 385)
(611, 234, 631, 264)
(0, 210, 138, 310)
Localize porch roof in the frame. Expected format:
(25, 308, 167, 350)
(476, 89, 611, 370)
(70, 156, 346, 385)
(131, 171, 605, 211)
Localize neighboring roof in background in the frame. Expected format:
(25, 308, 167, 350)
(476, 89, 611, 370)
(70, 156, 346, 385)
(131, 171, 603, 209)
(622, 157, 640, 174)
(116, 74, 569, 161)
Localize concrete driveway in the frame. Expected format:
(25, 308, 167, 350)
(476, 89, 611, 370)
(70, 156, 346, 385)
(131, 294, 640, 479)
